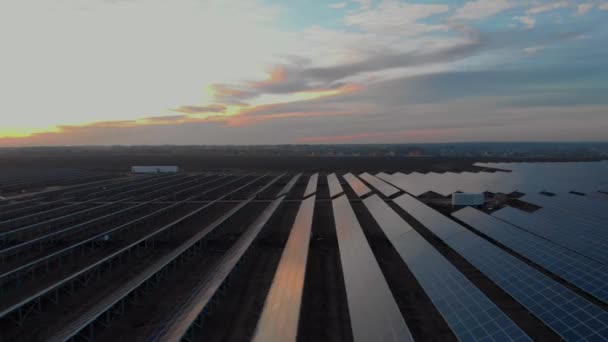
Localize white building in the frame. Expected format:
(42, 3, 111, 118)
(452, 192, 485, 207)
(131, 166, 179, 174)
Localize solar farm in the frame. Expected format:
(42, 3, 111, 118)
(0, 162, 607, 342)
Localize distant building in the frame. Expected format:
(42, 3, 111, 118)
(452, 192, 485, 207)
(131, 166, 179, 174)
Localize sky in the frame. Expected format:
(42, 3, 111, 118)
(0, 0, 607, 146)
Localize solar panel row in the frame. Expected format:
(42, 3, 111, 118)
(343, 173, 372, 197)
(48, 175, 286, 341)
(303, 173, 318, 198)
(359, 173, 400, 197)
(2, 164, 607, 342)
(395, 195, 608, 341)
(375, 160, 608, 196)
(533, 205, 608, 233)
(520, 193, 608, 221)
(454, 207, 608, 304)
(253, 195, 315, 342)
(276, 173, 302, 198)
(0, 175, 267, 323)
(332, 195, 413, 342)
(156, 191, 288, 342)
(586, 192, 608, 201)
(363, 195, 530, 342)
(327, 173, 344, 198)
(475, 161, 608, 194)
(492, 207, 608, 265)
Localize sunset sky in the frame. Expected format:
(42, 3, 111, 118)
(1, 0, 607, 145)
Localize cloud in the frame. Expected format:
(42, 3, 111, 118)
(329, 2, 347, 9)
(173, 105, 226, 114)
(576, 3, 594, 15)
(205, 31, 483, 105)
(0, 0, 291, 132)
(333, 63, 608, 108)
(601, 2, 608, 10)
(514, 15, 536, 28)
(527, 1, 570, 15)
(452, 0, 513, 21)
(352, 0, 373, 10)
(2, 0, 607, 146)
(523, 47, 543, 54)
(345, 0, 449, 34)
(185, 24, 587, 112)
(226, 110, 353, 127)
(513, 1, 570, 28)
(3, 89, 607, 146)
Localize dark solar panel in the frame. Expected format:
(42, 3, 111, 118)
(395, 194, 608, 341)
(493, 207, 608, 265)
(363, 195, 530, 341)
(455, 207, 608, 304)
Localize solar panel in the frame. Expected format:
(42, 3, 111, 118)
(303, 173, 318, 198)
(382, 161, 608, 196)
(394, 194, 608, 341)
(418, 172, 452, 196)
(253, 195, 315, 342)
(382, 172, 429, 196)
(454, 207, 608, 304)
(363, 195, 530, 341)
(359, 173, 400, 197)
(327, 173, 344, 198)
(533, 207, 608, 236)
(427, 172, 461, 196)
(492, 207, 608, 265)
(139, 179, 287, 342)
(343, 173, 372, 197)
(378, 171, 522, 197)
(520, 193, 608, 221)
(473, 161, 608, 194)
(276, 174, 302, 198)
(586, 192, 608, 201)
(332, 195, 413, 342)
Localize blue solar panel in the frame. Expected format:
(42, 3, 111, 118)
(535, 206, 607, 232)
(363, 195, 530, 342)
(520, 193, 608, 221)
(493, 207, 608, 265)
(394, 194, 608, 341)
(454, 207, 608, 304)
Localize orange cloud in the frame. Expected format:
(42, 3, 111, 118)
(0, 55, 365, 145)
(226, 110, 353, 126)
(173, 105, 226, 114)
(208, 84, 252, 103)
(253, 65, 288, 88)
(292, 83, 362, 99)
